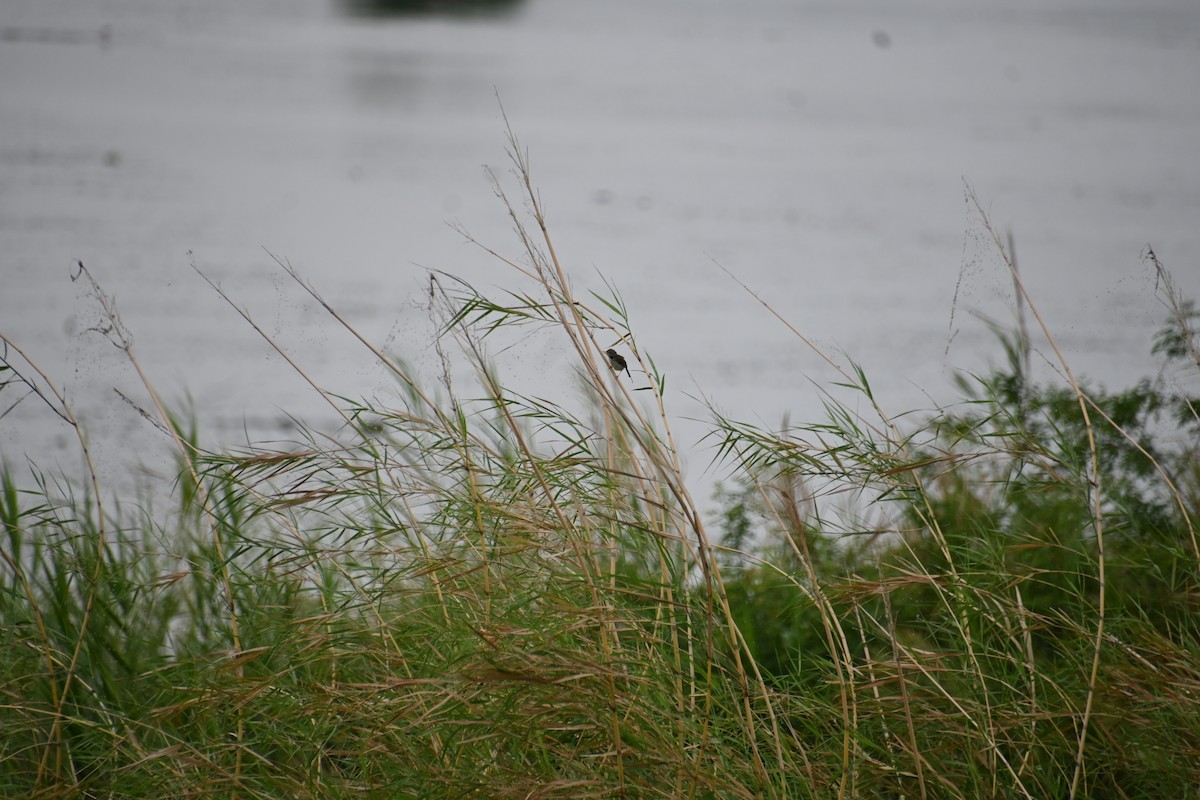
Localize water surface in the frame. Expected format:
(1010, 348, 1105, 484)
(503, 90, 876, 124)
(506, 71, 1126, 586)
(2, 0, 1198, 496)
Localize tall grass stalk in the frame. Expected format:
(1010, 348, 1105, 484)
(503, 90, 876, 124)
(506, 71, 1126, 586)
(2, 136, 1198, 798)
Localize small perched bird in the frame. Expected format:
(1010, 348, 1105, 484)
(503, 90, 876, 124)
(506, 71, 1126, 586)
(606, 348, 631, 377)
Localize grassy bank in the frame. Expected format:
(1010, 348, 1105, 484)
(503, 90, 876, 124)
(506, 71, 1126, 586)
(2, 140, 1198, 798)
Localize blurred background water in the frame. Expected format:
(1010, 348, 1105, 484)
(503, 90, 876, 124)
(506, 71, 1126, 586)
(2, 0, 1198, 499)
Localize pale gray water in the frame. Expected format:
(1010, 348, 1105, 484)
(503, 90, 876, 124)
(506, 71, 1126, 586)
(2, 0, 1199, 498)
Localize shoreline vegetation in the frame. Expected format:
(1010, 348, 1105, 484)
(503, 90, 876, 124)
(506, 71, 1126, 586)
(2, 132, 1198, 798)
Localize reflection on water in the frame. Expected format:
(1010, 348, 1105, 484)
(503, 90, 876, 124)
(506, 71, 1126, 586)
(0, 24, 112, 46)
(340, 0, 526, 19)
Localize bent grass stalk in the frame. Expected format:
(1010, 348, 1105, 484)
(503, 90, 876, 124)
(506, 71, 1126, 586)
(0, 324, 110, 785)
(964, 188, 1104, 800)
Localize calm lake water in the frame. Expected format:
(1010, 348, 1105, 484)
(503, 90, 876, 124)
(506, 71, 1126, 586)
(2, 0, 1199, 499)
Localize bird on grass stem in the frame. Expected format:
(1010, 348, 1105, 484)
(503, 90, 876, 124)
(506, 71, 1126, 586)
(606, 348, 631, 377)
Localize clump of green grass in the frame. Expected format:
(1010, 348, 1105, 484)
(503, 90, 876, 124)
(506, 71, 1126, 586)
(2, 133, 1198, 799)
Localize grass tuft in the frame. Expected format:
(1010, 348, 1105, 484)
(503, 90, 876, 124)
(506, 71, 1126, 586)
(2, 141, 1198, 798)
